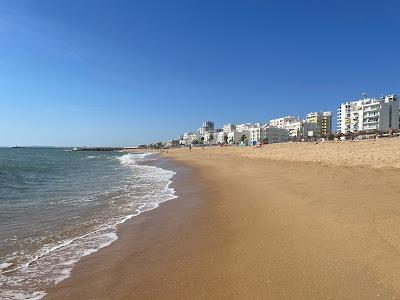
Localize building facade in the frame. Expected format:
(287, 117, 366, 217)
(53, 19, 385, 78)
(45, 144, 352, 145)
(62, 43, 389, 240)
(306, 111, 332, 136)
(337, 94, 399, 134)
(204, 131, 216, 145)
(249, 126, 289, 145)
(269, 116, 301, 138)
(300, 122, 321, 139)
(235, 123, 252, 132)
(227, 130, 250, 145)
(223, 124, 236, 133)
(198, 121, 215, 135)
(215, 131, 227, 144)
(179, 132, 200, 145)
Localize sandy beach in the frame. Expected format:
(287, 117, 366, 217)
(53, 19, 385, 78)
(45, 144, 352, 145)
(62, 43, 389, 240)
(166, 137, 400, 169)
(47, 139, 400, 299)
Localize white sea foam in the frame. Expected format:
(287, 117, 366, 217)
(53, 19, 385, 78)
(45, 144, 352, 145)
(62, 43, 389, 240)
(1, 152, 177, 299)
(117, 152, 156, 166)
(0, 262, 13, 273)
(117, 153, 136, 166)
(80, 232, 117, 258)
(0, 290, 46, 300)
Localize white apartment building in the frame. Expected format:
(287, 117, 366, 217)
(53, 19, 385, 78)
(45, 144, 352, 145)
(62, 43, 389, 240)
(227, 130, 250, 145)
(249, 126, 289, 145)
(180, 132, 200, 145)
(269, 116, 301, 138)
(288, 121, 303, 138)
(236, 123, 253, 132)
(270, 116, 298, 127)
(223, 124, 236, 133)
(337, 94, 399, 133)
(215, 131, 227, 144)
(204, 131, 217, 145)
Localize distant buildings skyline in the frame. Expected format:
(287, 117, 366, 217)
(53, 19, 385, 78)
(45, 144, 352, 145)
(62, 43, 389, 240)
(168, 93, 400, 148)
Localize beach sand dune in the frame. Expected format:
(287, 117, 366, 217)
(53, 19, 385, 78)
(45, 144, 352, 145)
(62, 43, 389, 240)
(47, 141, 400, 299)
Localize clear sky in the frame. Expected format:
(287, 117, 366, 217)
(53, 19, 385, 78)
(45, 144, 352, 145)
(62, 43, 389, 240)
(1, 0, 399, 146)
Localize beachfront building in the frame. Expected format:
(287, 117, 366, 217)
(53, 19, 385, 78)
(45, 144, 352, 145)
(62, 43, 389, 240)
(198, 121, 215, 135)
(164, 139, 180, 148)
(300, 122, 321, 139)
(215, 131, 227, 144)
(227, 130, 250, 145)
(288, 121, 302, 138)
(384, 94, 400, 128)
(269, 116, 298, 127)
(180, 132, 200, 145)
(204, 131, 217, 145)
(236, 123, 253, 132)
(248, 125, 289, 145)
(337, 94, 399, 134)
(266, 126, 290, 143)
(269, 116, 302, 138)
(223, 123, 236, 133)
(306, 111, 332, 136)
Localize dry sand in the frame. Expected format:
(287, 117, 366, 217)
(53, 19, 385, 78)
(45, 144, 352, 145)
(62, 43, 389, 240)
(166, 137, 400, 169)
(46, 139, 400, 299)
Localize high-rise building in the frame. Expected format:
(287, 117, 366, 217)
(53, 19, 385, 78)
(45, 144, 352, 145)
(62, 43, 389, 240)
(337, 94, 399, 134)
(306, 111, 332, 136)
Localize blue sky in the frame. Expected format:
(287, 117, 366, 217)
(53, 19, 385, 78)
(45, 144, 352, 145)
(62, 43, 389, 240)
(1, 0, 399, 146)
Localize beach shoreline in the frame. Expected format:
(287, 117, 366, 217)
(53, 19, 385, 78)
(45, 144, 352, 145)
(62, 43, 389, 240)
(44, 156, 207, 299)
(47, 145, 400, 298)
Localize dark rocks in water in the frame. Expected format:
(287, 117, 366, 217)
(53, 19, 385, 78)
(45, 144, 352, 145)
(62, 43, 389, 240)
(78, 147, 123, 151)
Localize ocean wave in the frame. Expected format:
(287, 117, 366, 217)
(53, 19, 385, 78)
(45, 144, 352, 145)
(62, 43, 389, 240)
(117, 152, 155, 166)
(1, 153, 176, 300)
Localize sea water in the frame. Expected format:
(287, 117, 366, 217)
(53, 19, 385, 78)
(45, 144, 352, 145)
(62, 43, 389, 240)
(0, 148, 176, 299)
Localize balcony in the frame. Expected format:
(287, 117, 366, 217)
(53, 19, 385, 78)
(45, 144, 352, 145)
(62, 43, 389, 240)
(364, 119, 378, 124)
(364, 106, 380, 112)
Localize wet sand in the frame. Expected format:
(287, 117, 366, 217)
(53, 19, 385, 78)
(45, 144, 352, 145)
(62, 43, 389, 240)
(47, 148, 400, 299)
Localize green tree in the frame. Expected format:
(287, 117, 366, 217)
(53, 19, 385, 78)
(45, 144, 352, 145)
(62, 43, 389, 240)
(209, 134, 214, 145)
